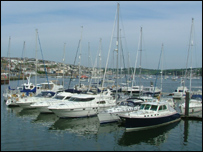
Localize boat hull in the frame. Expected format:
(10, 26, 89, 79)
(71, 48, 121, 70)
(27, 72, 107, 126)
(50, 107, 99, 118)
(49, 106, 114, 118)
(180, 106, 202, 114)
(97, 112, 120, 124)
(120, 113, 181, 132)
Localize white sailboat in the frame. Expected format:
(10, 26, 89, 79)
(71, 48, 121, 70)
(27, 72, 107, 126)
(97, 3, 145, 124)
(179, 18, 202, 114)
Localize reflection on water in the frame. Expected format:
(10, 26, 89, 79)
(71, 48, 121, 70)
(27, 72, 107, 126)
(15, 108, 40, 118)
(98, 123, 123, 135)
(118, 121, 180, 146)
(49, 116, 100, 135)
(6, 106, 23, 115)
(32, 113, 58, 124)
(183, 119, 189, 143)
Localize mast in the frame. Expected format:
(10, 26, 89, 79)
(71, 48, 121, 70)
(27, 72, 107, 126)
(8, 36, 11, 86)
(63, 43, 66, 88)
(22, 41, 26, 84)
(115, 2, 119, 99)
(131, 27, 142, 96)
(139, 27, 142, 96)
(35, 29, 38, 87)
(185, 18, 194, 92)
(78, 26, 83, 86)
(189, 18, 194, 92)
(99, 38, 102, 89)
(160, 43, 164, 93)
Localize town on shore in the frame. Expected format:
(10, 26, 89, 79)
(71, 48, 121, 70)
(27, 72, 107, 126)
(1, 56, 202, 84)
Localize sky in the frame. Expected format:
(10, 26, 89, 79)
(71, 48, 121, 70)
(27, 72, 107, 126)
(1, 1, 202, 70)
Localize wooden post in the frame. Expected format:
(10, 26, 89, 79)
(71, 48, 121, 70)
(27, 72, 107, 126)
(185, 92, 190, 116)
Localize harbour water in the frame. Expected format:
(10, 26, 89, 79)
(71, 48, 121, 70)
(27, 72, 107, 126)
(1, 76, 202, 151)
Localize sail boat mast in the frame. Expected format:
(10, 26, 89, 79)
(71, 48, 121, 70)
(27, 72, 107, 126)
(78, 26, 83, 86)
(8, 36, 11, 86)
(189, 18, 194, 92)
(63, 43, 66, 88)
(138, 27, 143, 96)
(22, 41, 26, 84)
(115, 3, 119, 98)
(35, 29, 38, 87)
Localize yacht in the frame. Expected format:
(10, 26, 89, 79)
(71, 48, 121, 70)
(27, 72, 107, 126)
(142, 86, 161, 97)
(172, 86, 188, 99)
(126, 85, 143, 95)
(30, 92, 75, 113)
(48, 89, 116, 118)
(97, 96, 151, 124)
(119, 101, 181, 131)
(14, 91, 57, 109)
(179, 94, 202, 114)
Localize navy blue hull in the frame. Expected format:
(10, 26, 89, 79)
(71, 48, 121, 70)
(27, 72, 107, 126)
(122, 113, 180, 130)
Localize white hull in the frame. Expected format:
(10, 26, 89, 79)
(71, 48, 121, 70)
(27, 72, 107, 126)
(172, 92, 185, 99)
(6, 99, 19, 106)
(180, 99, 202, 114)
(97, 112, 120, 124)
(180, 106, 202, 114)
(50, 105, 114, 118)
(16, 102, 35, 109)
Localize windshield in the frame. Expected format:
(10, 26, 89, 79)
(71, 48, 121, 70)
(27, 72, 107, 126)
(35, 92, 54, 97)
(151, 105, 158, 111)
(139, 104, 146, 110)
(53, 95, 64, 100)
(68, 97, 95, 102)
(144, 104, 151, 110)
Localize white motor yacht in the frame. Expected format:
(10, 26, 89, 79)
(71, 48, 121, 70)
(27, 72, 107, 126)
(172, 86, 188, 99)
(48, 89, 116, 118)
(15, 91, 56, 109)
(30, 92, 75, 113)
(179, 94, 202, 114)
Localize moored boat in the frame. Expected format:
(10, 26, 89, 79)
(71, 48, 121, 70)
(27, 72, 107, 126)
(119, 101, 181, 132)
(48, 89, 116, 118)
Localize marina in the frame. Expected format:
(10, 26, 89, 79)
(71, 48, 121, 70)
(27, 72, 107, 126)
(1, 1, 202, 151)
(1, 76, 202, 151)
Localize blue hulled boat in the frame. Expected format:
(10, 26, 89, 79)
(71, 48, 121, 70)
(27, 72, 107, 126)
(119, 101, 181, 132)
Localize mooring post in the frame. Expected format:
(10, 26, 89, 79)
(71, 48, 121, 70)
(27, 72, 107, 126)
(185, 91, 190, 116)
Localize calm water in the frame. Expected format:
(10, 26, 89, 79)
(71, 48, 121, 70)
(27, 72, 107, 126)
(1, 76, 202, 151)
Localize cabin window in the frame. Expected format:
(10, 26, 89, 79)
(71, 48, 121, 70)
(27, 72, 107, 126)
(158, 106, 163, 111)
(144, 104, 151, 110)
(140, 104, 145, 110)
(163, 105, 167, 110)
(54, 95, 64, 100)
(97, 101, 106, 104)
(127, 102, 134, 107)
(151, 105, 158, 111)
(65, 97, 71, 100)
(69, 97, 95, 102)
